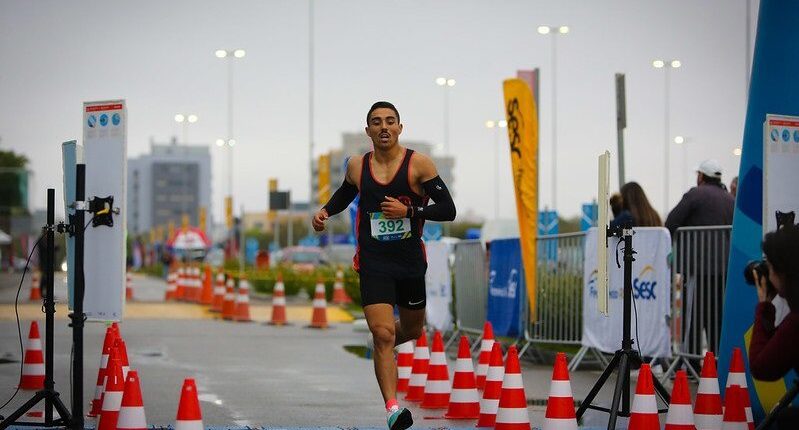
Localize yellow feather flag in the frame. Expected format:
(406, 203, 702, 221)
(503, 78, 539, 319)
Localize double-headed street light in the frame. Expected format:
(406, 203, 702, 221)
(436, 77, 456, 156)
(214, 48, 245, 237)
(538, 24, 569, 211)
(486, 119, 508, 219)
(652, 58, 681, 213)
(174, 113, 198, 144)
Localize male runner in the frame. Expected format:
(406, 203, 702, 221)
(312, 101, 456, 429)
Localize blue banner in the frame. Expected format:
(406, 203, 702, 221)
(487, 238, 526, 337)
(719, 0, 799, 420)
(581, 202, 598, 231)
(538, 210, 558, 261)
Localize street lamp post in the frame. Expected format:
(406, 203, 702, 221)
(486, 120, 508, 219)
(538, 25, 569, 211)
(175, 113, 198, 224)
(214, 49, 245, 216)
(652, 58, 681, 213)
(435, 77, 456, 155)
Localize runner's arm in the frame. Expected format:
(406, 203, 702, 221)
(323, 179, 358, 216)
(406, 154, 456, 221)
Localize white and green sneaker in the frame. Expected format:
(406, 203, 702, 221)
(387, 407, 413, 430)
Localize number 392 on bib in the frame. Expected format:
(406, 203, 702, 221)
(369, 212, 412, 241)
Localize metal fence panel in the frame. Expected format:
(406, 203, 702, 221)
(452, 240, 488, 336)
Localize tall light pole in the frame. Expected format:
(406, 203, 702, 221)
(652, 58, 681, 213)
(174, 113, 198, 144)
(673, 135, 689, 192)
(214, 48, 245, 216)
(435, 77, 456, 155)
(486, 119, 507, 219)
(309, 0, 316, 237)
(538, 25, 569, 211)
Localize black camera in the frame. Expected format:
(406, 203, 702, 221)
(744, 260, 775, 295)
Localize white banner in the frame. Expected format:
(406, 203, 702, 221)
(425, 241, 452, 332)
(83, 100, 127, 321)
(764, 114, 799, 234)
(582, 227, 672, 358)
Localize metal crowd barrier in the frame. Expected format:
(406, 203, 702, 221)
(665, 225, 732, 379)
(518, 232, 587, 364)
(447, 240, 489, 350)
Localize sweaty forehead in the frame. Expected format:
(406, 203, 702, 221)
(369, 108, 397, 121)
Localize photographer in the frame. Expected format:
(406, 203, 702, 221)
(749, 225, 799, 426)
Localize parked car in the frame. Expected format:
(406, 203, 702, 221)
(278, 246, 330, 272)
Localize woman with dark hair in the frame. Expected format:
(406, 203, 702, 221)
(610, 182, 662, 228)
(750, 225, 799, 426)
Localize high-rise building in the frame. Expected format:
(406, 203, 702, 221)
(311, 132, 454, 207)
(127, 138, 212, 237)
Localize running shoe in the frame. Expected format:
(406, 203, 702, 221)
(387, 407, 413, 430)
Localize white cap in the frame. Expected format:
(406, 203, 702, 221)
(697, 159, 723, 179)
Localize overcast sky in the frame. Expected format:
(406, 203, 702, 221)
(0, 0, 758, 223)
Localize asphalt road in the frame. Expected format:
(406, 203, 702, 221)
(0, 270, 667, 428)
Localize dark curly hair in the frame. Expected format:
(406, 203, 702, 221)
(763, 224, 799, 310)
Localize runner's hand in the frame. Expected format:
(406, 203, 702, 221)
(381, 196, 407, 219)
(312, 208, 329, 232)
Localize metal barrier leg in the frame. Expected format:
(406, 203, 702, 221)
(443, 328, 461, 350)
(568, 345, 589, 372)
(661, 355, 682, 384)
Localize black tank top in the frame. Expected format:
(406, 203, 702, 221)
(355, 149, 428, 277)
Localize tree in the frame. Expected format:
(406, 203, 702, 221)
(0, 149, 29, 216)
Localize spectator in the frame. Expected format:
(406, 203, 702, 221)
(749, 225, 799, 427)
(666, 159, 734, 357)
(609, 193, 623, 218)
(610, 182, 661, 229)
(730, 176, 738, 198)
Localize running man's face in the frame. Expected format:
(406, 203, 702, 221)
(366, 108, 403, 150)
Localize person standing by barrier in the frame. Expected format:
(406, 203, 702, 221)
(750, 225, 799, 427)
(610, 182, 662, 229)
(312, 101, 456, 430)
(666, 159, 734, 356)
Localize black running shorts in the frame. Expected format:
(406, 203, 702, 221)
(359, 272, 426, 310)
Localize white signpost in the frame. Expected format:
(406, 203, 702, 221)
(82, 100, 127, 321)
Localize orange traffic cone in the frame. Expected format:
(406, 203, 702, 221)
(117, 370, 147, 430)
(477, 342, 505, 428)
(19, 321, 44, 390)
(695, 352, 723, 430)
(476, 321, 495, 390)
(175, 266, 186, 301)
(495, 345, 529, 430)
(114, 337, 131, 380)
(175, 378, 203, 430)
(234, 275, 252, 322)
(726, 347, 754, 430)
(29, 271, 41, 301)
(665, 370, 694, 430)
(165, 268, 177, 301)
(308, 279, 328, 329)
(269, 273, 288, 325)
(189, 266, 201, 303)
(126, 272, 133, 301)
(543, 352, 577, 430)
(211, 271, 225, 312)
(421, 331, 450, 409)
(722, 385, 748, 430)
(221, 276, 235, 321)
(89, 326, 117, 417)
(331, 269, 353, 304)
(444, 335, 480, 419)
(200, 265, 214, 305)
(404, 331, 430, 402)
(97, 357, 125, 430)
(396, 341, 415, 392)
(629, 363, 660, 430)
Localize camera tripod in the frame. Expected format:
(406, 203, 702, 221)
(575, 225, 671, 430)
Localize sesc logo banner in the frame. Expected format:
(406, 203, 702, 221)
(487, 238, 526, 337)
(582, 227, 672, 358)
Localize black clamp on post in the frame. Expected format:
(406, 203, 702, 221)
(88, 196, 117, 227)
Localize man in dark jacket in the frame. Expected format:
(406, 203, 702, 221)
(666, 159, 734, 358)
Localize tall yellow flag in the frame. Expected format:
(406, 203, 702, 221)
(503, 78, 539, 319)
(318, 154, 331, 204)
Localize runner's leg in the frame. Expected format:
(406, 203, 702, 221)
(364, 303, 399, 403)
(395, 307, 425, 346)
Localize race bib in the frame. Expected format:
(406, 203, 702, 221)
(370, 212, 412, 241)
